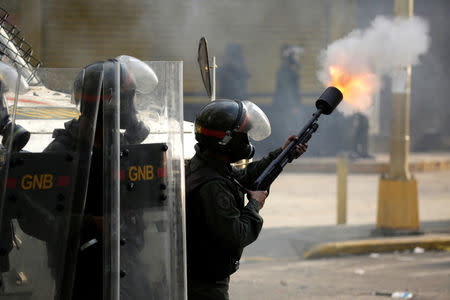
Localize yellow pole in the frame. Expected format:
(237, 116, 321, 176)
(337, 153, 348, 225)
(389, 66, 412, 181)
(377, 0, 419, 232)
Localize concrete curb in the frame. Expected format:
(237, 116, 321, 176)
(285, 153, 450, 174)
(302, 234, 450, 259)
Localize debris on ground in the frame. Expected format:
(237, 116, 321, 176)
(373, 291, 413, 299)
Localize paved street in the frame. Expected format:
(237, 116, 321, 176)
(261, 170, 450, 228)
(230, 251, 450, 300)
(228, 169, 450, 299)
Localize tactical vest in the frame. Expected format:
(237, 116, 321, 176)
(185, 161, 244, 281)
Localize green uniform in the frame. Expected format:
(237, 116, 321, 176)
(185, 148, 282, 300)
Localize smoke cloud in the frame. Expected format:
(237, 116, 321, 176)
(317, 15, 430, 115)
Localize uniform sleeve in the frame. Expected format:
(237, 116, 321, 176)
(234, 147, 283, 187)
(197, 180, 263, 250)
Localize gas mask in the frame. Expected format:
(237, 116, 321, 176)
(72, 56, 157, 146)
(120, 109, 150, 145)
(115, 55, 158, 145)
(228, 132, 255, 163)
(119, 88, 149, 145)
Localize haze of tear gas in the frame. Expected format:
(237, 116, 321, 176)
(317, 15, 430, 116)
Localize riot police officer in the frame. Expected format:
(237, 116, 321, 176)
(185, 99, 307, 300)
(44, 57, 154, 299)
(216, 43, 250, 100)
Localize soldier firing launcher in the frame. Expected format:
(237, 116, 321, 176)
(253, 86, 343, 190)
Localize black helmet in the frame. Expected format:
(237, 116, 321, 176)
(72, 57, 155, 144)
(71, 61, 103, 122)
(194, 99, 271, 162)
(72, 59, 136, 123)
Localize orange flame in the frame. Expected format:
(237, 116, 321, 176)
(328, 66, 377, 111)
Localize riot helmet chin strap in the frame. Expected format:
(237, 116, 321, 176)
(218, 131, 233, 146)
(223, 100, 255, 162)
(218, 100, 244, 146)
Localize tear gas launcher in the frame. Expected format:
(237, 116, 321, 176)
(253, 86, 343, 190)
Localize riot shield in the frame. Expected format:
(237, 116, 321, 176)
(102, 58, 186, 299)
(102, 59, 121, 300)
(197, 37, 212, 97)
(0, 65, 100, 300)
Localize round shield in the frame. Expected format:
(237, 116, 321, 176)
(197, 37, 212, 97)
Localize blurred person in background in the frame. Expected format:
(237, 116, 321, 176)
(270, 44, 304, 148)
(217, 43, 250, 100)
(351, 112, 371, 158)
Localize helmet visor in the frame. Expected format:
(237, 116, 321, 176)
(116, 55, 160, 121)
(239, 100, 271, 141)
(116, 55, 158, 93)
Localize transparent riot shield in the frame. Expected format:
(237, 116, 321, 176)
(102, 58, 186, 300)
(0, 65, 101, 300)
(102, 60, 121, 300)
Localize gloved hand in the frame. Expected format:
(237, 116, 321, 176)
(247, 190, 268, 210)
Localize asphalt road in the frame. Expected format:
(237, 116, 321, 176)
(228, 170, 450, 299)
(260, 170, 450, 228)
(230, 251, 450, 300)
